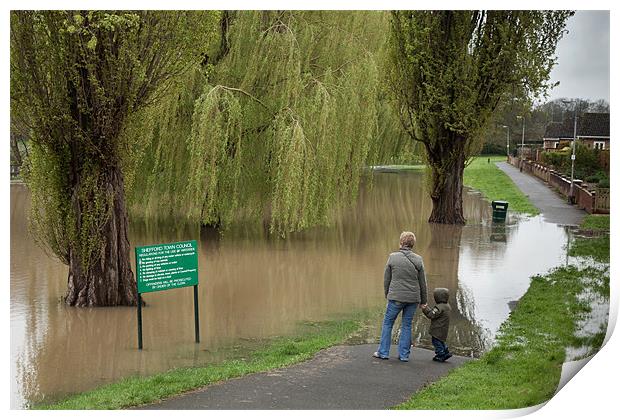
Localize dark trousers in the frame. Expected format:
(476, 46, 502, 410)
(432, 337, 450, 359)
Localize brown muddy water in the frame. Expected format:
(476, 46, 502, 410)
(10, 172, 571, 408)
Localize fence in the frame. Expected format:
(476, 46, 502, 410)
(594, 188, 610, 214)
(507, 157, 610, 214)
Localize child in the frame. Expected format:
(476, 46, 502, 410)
(421, 287, 452, 362)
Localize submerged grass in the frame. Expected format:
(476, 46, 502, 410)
(396, 214, 610, 410)
(463, 156, 539, 215)
(37, 312, 376, 410)
(569, 236, 610, 263)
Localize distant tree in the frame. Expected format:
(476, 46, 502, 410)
(11, 11, 219, 306)
(388, 10, 573, 224)
(588, 99, 610, 113)
(479, 95, 609, 156)
(539, 97, 609, 122)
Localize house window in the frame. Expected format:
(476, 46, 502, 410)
(554, 142, 559, 149)
(594, 141, 605, 150)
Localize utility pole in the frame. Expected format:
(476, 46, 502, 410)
(570, 110, 577, 203)
(562, 100, 578, 204)
(517, 115, 525, 171)
(501, 125, 510, 161)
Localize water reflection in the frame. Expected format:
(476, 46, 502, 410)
(11, 172, 568, 408)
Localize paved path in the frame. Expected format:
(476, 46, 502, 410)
(495, 162, 586, 226)
(138, 344, 469, 410)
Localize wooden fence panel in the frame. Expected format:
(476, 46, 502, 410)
(594, 188, 610, 213)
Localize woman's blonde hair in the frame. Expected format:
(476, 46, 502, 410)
(399, 231, 416, 248)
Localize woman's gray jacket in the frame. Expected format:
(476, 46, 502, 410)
(384, 247, 428, 304)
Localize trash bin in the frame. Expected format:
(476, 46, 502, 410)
(492, 200, 509, 222)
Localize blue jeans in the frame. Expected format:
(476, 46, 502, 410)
(432, 337, 450, 359)
(377, 300, 418, 360)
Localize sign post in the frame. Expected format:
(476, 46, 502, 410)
(194, 285, 200, 343)
(137, 293, 143, 350)
(135, 240, 200, 350)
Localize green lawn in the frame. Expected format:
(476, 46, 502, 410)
(463, 156, 539, 215)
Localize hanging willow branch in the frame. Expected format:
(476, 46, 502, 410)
(215, 85, 274, 114)
(125, 11, 409, 236)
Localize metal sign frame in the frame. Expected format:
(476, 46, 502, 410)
(134, 240, 200, 350)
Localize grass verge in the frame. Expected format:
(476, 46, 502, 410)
(463, 156, 539, 215)
(579, 214, 610, 231)
(36, 312, 376, 410)
(395, 216, 610, 410)
(569, 215, 610, 263)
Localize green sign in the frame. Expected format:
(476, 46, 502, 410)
(135, 240, 198, 294)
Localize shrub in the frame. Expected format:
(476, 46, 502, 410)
(598, 178, 610, 188)
(541, 144, 606, 181)
(480, 142, 506, 156)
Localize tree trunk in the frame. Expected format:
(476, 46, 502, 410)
(428, 150, 466, 225)
(10, 133, 22, 166)
(65, 165, 137, 307)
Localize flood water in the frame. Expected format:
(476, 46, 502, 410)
(10, 171, 571, 408)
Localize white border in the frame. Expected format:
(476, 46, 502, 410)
(3, 2, 616, 420)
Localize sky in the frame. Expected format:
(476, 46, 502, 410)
(547, 10, 610, 102)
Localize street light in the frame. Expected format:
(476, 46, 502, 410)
(501, 125, 510, 160)
(516, 115, 525, 172)
(561, 99, 578, 204)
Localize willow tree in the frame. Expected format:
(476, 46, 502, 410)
(389, 11, 573, 224)
(11, 11, 219, 306)
(127, 11, 407, 236)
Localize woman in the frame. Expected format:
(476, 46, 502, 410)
(373, 231, 428, 362)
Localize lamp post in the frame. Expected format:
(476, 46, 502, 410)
(501, 125, 510, 161)
(561, 100, 578, 204)
(516, 115, 525, 171)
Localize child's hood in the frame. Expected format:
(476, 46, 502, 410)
(433, 288, 449, 304)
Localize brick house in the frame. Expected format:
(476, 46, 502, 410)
(543, 112, 610, 151)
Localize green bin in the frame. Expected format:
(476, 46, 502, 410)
(492, 200, 509, 222)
